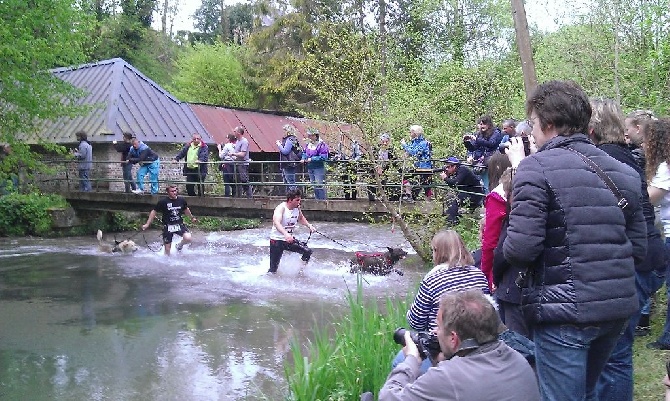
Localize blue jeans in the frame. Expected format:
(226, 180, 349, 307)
(639, 270, 665, 315)
(308, 167, 326, 200)
(391, 350, 432, 375)
(137, 160, 160, 194)
(122, 163, 136, 192)
(653, 238, 670, 346)
(534, 319, 627, 401)
(78, 169, 91, 192)
(282, 166, 297, 193)
(597, 271, 654, 401)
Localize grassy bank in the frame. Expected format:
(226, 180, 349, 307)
(285, 279, 670, 401)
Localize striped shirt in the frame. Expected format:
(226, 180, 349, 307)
(407, 264, 490, 332)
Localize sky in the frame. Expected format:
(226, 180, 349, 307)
(161, 0, 574, 34)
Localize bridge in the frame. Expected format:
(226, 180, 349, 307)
(35, 159, 446, 222)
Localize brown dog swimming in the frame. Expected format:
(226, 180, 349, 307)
(97, 230, 138, 254)
(350, 247, 407, 276)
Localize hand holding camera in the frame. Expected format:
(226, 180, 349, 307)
(394, 328, 441, 361)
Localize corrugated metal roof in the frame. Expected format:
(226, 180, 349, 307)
(190, 104, 364, 153)
(34, 58, 211, 145)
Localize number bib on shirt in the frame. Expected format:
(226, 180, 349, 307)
(167, 224, 181, 233)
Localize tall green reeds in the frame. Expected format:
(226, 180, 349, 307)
(284, 276, 412, 400)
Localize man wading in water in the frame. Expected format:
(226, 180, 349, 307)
(268, 189, 316, 275)
(142, 185, 197, 256)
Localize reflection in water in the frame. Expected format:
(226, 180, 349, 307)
(0, 223, 423, 400)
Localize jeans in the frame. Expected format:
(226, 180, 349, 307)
(653, 238, 670, 346)
(137, 160, 160, 194)
(308, 167, 326, 200)
(639, 270, 665, 315)
(184, 167, 205, 196)
(391, 350, 432, 375)
(222, 165, 235, 197)
(282, 166, 297, 193)
(78, 169, 91, 192)
(122, 163, 136, 192)
(236, 164, 252, 198)
(534, 319, 627, 401)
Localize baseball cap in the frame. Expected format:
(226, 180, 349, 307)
(445, 156, 460, 164)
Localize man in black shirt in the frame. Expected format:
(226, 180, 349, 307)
(141, 185, 197, 256)
(440, 156, 484, 224)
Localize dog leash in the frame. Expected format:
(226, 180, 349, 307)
(141, 232, 163, 253)
(314, 230, 351, 249)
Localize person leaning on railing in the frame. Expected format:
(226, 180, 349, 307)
(217, 133, 238, 197)
(112, 132, 137, 193)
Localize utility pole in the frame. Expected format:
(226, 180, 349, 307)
(510, 0, 538, 98)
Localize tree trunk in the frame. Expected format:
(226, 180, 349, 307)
(161, 0, 168, 34)
(510, 0, 537, 98)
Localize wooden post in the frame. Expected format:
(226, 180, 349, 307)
(510, 0, 538, 99)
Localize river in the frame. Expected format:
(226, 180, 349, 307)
(0, 222, 424, 400)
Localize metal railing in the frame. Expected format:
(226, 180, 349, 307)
(35, 158, 479, 201)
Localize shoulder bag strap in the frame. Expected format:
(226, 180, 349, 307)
(565, 147, 629, 210)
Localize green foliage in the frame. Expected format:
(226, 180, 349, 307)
(0, 0, 91, 140)
(193, 216, 261, 231)
(285, 277, 411, 400)
(170, 43, 254, 107)
(0, 193, 68, 236)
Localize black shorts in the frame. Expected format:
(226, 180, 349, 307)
(162, 223, 188, 244)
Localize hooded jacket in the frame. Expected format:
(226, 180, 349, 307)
(502, 134, 647, 324)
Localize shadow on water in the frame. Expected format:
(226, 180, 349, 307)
(0, 222, 425, 401)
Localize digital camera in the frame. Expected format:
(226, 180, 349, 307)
(393, 328, 441, 360)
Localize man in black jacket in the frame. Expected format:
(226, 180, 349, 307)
(502, 81, 647, 401)
(439, 156, 484, 224)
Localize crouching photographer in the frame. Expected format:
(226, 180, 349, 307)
(378, 290, 539, 401)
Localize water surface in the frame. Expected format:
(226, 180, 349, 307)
(0, 223, 423, 400)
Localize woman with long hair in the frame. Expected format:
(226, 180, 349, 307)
(642, 118, 670, 351)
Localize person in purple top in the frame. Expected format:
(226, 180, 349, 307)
(300, 128, 329, 200)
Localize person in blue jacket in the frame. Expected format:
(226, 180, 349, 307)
(128, 135, 160, 195)
(401, 124, 433, 201)
(463, 115, 503, 193)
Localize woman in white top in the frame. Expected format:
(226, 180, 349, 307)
(269, 189, 316, 274)
(642, 118, 670, 349)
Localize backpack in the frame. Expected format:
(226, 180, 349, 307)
(287, 136, 302, 162)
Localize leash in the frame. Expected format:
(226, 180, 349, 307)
(314, 230, 351, 249)
(141, 232, 163, 253)
(114, 229, 143, 243)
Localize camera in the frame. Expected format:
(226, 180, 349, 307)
(498, 135, 531, 156)
(521, 135, 531, 156)
(393, 328, 441, 360)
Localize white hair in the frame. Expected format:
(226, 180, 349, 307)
(409, 125, 423, 135)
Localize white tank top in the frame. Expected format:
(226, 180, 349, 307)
(270, 203, 300, 240)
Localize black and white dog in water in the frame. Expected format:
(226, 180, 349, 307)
(97, 230, 138, 254)
(349, 247, 408, 276)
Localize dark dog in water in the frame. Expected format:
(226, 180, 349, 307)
(350, 247, 408, 276)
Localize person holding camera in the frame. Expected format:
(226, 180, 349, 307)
(463, 115, 503, 193)
(439, 156, 484, 224)
(378, 290, 539, 401)
(502, 81, 647, 401)
(391, 230, 490, 373)
(268, 189, 315, 275)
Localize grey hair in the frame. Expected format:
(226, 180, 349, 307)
(516, 120, 531, 136)
(283, 124, 297, 135)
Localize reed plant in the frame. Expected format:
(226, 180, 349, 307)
(284, 276, 412, 400)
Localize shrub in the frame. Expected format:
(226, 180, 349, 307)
(0, 193, 68, 236)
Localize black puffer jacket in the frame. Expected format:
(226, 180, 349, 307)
(503, 134, 647, 325)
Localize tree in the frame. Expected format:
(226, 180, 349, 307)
(169, 43, 254, 107)
(0, 0, 92, 185)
